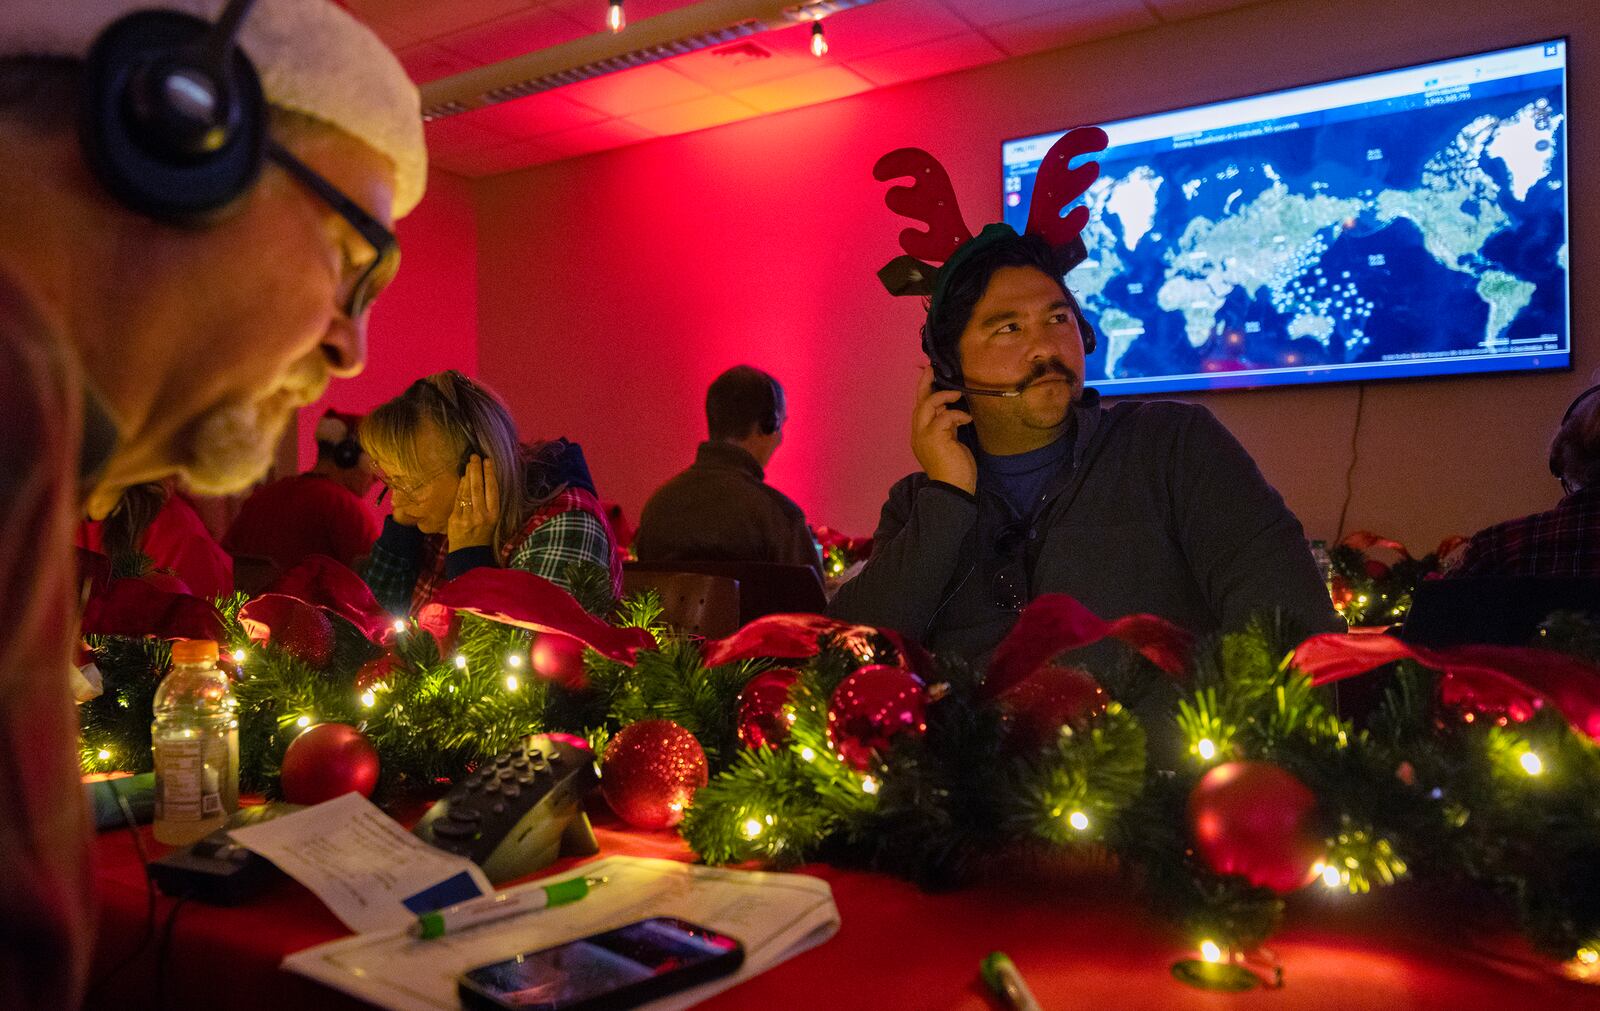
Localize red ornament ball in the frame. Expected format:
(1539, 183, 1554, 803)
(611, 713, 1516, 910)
(1188, 761, 1324, 895)
(600, 720, 708, 830)
(736, 669, 800, 749)
(827, 665, 926, 771)
(249, 596, 336, 667)
(999, 664, 1108, 752)
(531, 633, 586, 687)
(280, 722, 380, 805)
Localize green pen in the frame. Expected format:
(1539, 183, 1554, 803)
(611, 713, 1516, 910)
(410, 875, 607, 939)
(980, 951, 1042, 1011)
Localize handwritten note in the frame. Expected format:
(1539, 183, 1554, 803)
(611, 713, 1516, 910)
(229, 793, 491, 933)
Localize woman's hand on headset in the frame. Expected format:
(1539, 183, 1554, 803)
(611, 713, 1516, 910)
(912, 365, 976, 495)
(448, 454, 500, 551)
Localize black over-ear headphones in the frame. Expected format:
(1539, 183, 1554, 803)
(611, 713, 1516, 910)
(758, 373, 781, 436)
(80, 0, 266, 224)
(1549, 382, 1600, 481)
(331, 437, 363, 470)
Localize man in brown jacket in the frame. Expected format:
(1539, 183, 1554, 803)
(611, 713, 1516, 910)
(636, 366, 823, 575)
(0, 2, 424, 1005)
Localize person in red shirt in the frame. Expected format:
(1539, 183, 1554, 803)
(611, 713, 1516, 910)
(76, 482, 234, 599)
(224, 408, 382, 576)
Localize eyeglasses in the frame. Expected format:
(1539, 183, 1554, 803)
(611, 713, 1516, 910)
(991, 520, 1030, 612)
(373, 461, 453, 502)
(265, 139, 401, 320)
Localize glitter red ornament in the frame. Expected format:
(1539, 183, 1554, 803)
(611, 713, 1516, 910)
(827, 665, 927, 771)
(279, 722, 380, 805)
(242, 595, 335, 667)
(736, 669, 800, 749)
(1188, 760, 1324, 895)
(531, 632, 586, 687)
(998, 664, 1108, 752)
(600, 720, 709, 830)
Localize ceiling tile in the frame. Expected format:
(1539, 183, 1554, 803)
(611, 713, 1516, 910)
(429, 137, 563, 177)
(424, 114, 520, 151)
(985, 0, 1156, 58)
(396, 43, 480, 86)
(557, 63, 716, 117)
(448, 89, 610, 138)
(817, 0, 971, 60)
(730, 65, 875, 114)
(624, 94, 762, 135)
(434, 6, 592, 65)
(665, 31, 820, 91)
(935, 0, 1086, 29)
(844, 30, 1005, 88)
(1142, 0, 1262, 19)
(537, 118, 660, 158)
(351, 0, 536, 49)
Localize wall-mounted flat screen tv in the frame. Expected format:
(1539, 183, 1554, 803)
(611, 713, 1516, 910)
(1001, 40, 1568, 395)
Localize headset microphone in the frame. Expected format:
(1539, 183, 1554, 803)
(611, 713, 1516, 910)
(934, 380, 1023, 399)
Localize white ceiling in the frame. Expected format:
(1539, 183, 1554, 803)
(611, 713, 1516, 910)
(344, 0, 1262, 176)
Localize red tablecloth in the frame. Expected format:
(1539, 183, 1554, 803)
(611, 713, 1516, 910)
(87, 810, 1599, 1011)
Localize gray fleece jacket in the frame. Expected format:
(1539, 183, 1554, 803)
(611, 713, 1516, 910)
(829, 391, 1344, 668)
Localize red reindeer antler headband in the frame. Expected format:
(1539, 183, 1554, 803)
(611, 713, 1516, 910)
(873, 126, 1109, 298)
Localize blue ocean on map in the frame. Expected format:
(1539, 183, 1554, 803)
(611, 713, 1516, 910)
(1003, 54, 1568, 395)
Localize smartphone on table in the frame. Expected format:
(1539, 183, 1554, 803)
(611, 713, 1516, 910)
(457, 916, 744, 1011)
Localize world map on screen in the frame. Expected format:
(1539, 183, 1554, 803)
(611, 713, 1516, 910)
(1003, 59, 1567, 393)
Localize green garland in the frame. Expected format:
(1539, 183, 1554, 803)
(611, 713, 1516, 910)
(78, 590, 1600, 979)
(1328, 542, 1447, 627)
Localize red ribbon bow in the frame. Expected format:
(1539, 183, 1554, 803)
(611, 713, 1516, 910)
(270, 554, 393, 644)
(1293, 633, 1600, 742)
(700, 613, 929, 675)
(418, 568, 657, 670)
(985, 593, 1193, 697)
(80, 578, 226, 643)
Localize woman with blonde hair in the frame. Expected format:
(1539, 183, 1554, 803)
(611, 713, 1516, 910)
(360, 371, 620, 613)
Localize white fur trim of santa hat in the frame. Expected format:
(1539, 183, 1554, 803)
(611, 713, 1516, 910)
(2, 0, 427, 217)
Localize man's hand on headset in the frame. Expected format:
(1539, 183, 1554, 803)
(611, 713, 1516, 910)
(912, 365, 976, 495)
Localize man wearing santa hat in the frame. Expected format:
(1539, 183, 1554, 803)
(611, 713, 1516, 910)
(224, 407, 382, 575)
(0, 1, 425, 1005)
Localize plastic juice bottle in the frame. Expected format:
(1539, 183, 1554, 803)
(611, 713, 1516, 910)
(152, 639, 239, 845)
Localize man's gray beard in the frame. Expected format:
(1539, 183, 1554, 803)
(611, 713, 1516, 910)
(182, 397, 291, 495)
(182, 362, 328, 495)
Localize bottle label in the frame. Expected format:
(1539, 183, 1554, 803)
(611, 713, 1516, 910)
(154, 732, 232, 823)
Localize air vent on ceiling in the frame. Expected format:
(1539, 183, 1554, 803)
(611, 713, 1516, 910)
(420, 0, 878, 122)
(710, 41, 774, 65)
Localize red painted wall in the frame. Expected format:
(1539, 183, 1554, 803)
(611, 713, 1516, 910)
(474, 0, 1594, 549)
(297, 166, 480, 466)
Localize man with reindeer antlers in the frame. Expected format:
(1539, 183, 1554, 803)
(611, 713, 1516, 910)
(830, 128, 1342, 687)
